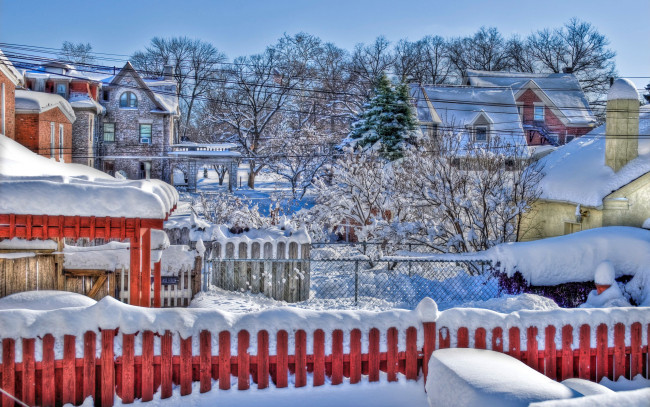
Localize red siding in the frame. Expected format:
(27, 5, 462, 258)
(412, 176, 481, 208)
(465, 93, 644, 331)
(15, 108, 73, 163)
(0, 69, 17, 140)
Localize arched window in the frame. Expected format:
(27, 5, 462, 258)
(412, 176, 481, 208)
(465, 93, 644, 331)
(119, 92, 138, 108)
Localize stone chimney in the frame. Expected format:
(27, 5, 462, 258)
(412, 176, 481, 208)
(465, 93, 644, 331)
(605, 78, 640, 172)
(163, 65, 173, 81)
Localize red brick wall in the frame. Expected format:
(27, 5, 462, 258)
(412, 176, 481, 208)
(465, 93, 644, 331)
(0, 70, 17, 139)
(15, 108, 73, 162)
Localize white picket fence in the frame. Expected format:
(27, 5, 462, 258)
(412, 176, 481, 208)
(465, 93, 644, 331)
(118, 265, 194, 307)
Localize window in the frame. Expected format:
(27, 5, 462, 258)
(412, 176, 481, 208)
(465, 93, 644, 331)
(59, 124, 64, 161)
(103, 90, 110, 101)
(517, 105, 523, 119)
(566, 135, 575, 143)
(103, 123, 115, 142)
(120, 92, 138, 108)
(534, 106, 544, 121)
(56, 83, 66, 98)
(50, 122, 55, 157)
(139, 124, 152, 144)
(474, 126, 488, 142)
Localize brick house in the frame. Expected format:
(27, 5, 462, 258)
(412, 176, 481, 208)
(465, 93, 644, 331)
(14, 90, 76, 162)
(97, 62, 179, 181)
(0, 49, 23, 140)
(463, 70, 596, 147)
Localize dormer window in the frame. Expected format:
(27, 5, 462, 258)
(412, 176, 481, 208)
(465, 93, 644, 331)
(56, 84, 66, 98)
(474, 126, 488, 143)
(534, 105, 544, 122)
(120, 92, 138, 108)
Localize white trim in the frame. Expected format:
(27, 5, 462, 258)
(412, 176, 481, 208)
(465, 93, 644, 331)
(50, 122, 55, 157)
(59, 124, 64, 161)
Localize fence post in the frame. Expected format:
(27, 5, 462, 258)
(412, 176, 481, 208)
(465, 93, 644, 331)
(354, 260, 359, 305)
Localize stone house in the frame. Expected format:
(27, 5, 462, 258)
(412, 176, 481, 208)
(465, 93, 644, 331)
(14, 90, 76, 163)
(0, 48, 23, 140)
(97, 62, 179, 180)
(518, 79, 649, 241)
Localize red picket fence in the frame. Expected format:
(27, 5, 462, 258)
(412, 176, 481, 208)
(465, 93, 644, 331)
(0, 321, 648, 407)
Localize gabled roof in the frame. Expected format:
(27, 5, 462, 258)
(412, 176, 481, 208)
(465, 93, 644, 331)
(0, 49, 24, 86)
(109, 62, 175, 114)
(538, 105, 650, 207)
(464, 70, 595, 126)
(14, 90, 76, 123)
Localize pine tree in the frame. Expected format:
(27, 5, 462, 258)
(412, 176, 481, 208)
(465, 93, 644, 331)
(347, 74, 418, 160)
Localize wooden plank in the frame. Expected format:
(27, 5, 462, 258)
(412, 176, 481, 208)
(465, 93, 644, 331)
(42, 334, 56, 407)
(349, 329, 362, 385)
(439, 327, 450, 349)
(386, 327, 398, 382)
(545, 325, 557, 381)
(153, 262, 161, 308)
(527, 326, 539, 371)
(276, 330, 288, 388)
(614, 323, 626, 379)
(561, 325, 574, 380)
(295, 330, 307, 388)
(121, 334, 135, 403)
(406, 326, 418, 380)
(238, 243, 248, 293)
(129, 236, 140, 306)
(596, 324, 608, 382)
(474, 328, 486, 350)
(368, 328, 380, 382)
(160, 331, 173, 399)
(630, 322, 642, 378)
(1, 339, 15, 407)
(422, 322, 436, 383)
(331, 329, 344, 385)
(578, 325, 590, 380)
(509, 327, 521, 361)
(141, 228, 151, 307)
(251, 243, 261, 294)
(492, 327, 504, 352)
(180, 337, 192, 396)
(238, 330, 250, 390)
(21, 338, 36, 407)
(313, 329, 326, 386)
(141, 331, 154, 402)
(257, 330, 269, 389)
(219, 331, 231, 390)
(62, 335, 77, 405)
(88, 274, 108, 299)
(457, 327, 469, 348)
(199, 331, 212, 393)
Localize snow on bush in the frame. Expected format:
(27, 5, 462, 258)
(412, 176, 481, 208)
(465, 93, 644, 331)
(425, 348, 573, 407)
(579, 283, 631, 308)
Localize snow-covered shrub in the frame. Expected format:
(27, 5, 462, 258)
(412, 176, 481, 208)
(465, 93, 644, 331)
(194, 192, 269, 232)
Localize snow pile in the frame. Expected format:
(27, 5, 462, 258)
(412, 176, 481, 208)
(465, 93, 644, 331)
(538, 104, 650, 206)
(560, 379, 614, 397)
(0, 291, 96, 311)
(0, 238, 57, 250)
(426, 348, 573, 406)
(594, 261, 615, 285)
(607, 78, 640, 101)
(579, 284, 631, 308)
(458, 294, 559, 313)
(0, 134, 178, 219)
(161, 245, 199, 276)
(529, 388, 650, 407)
(599, 375, 650, 391)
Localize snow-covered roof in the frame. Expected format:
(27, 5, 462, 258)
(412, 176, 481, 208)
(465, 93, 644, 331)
(410, 84, 528, 152)
(0, 49, 23, 86)
(607, 78, 639, 101)
(68, 93, 105, 114)
(538, 105, 650, 206)
(465, 70, 595, 126)
(0, 134, 178, 219)
(14, 90, 76, 123)
(107, 62, 179, 115)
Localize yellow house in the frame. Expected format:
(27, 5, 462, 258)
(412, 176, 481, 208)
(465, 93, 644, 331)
(519, 79, 650, 241)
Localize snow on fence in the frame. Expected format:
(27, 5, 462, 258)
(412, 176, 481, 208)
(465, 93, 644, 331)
(0, 298, 648, 407)
(117, 265, 197, 307)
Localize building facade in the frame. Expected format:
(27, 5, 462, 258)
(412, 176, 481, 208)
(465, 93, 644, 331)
(0, 49, 23, 140)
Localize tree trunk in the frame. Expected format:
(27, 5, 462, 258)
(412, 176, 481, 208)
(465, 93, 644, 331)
(247, 162, 256, 189)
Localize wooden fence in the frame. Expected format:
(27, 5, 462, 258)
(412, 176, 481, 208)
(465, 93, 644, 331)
(117, 264, 199, 307)
(0, 319, 648, 406)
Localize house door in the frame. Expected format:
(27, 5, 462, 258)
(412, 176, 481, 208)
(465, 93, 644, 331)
(104, 161, 115, 176)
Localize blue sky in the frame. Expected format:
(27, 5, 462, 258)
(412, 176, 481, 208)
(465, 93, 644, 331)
(1, 0, 648, 89)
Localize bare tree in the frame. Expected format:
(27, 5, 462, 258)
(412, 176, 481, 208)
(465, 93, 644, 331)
(350, 36, 395, 100)
(59, 41, 95, 65)
(505, 35, 536, 73)
(447, 27, 511, 75)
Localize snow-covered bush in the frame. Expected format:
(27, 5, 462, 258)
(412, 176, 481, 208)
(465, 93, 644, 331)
(194, 192, 269, 231)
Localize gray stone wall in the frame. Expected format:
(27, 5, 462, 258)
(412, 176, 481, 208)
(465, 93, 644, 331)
(71, 109, 96, 167)
(98, 73, 175, 181)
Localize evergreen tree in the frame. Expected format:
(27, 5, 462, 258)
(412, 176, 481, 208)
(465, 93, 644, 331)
(347, 74, 419, 160)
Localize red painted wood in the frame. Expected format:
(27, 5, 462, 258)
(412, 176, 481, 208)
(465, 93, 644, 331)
(9, 214, 15, 238)
(313, 329, 326, 386)
(368, 328, 380, 382)
(58, 215, 64, 239)
(630, 322, 642, 378)
(406, 327, 418, 380)
(509, 327, 521, 361)
(26, 214, 32, 239)
(545, 325, 557, 381)
(457, 327, 469, 348)
(294, 330, 307, 387)
(121, 334, 135, 403)
(386, 327, 398, 382)
(219, 331, 231, 390)
(561, 325, 574, 380)
(1, 339, 15, 407)
(62, 335, 77, 405)
(180, 337, 192, 396)
(43, 214, 49, 238)
(141, 331, 154, 402)
(199, 331, 212, 393)
(105, 216, 111, 240)
(492, 327, 503, 353)
(422, 322, 436, 383)
(578, 325, 590, 380)
(595, 324, 608, 382)
(141, 228, 151, 307)
(83, 332, 96, 402)
(527, 327, 539, 371)
(614, 323, 626, 379)
(329, 329, 343, 385)
(21, 338, 36, 406)
(129, 233, 141, 306)
(120, 217, 126, 241)
(101, 329, 115, 407)
(74, 215, 81, 237)
(474, 328, 486, 350)
(348, 329, 361, 384)
(41, 334, 56, 407)
(161, 331, 173, 399)
(153, 262, 161, 308)
(439, 327, 450, 349)
(258, 331, 269, 389)
(276, 330, 288, 388)
(238, 330, 250, 390)
(90, 216, 96, 240)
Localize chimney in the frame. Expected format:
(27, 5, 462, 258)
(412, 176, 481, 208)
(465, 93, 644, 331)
(163, 65, 173, 81)
(605, 78, 640, 172)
